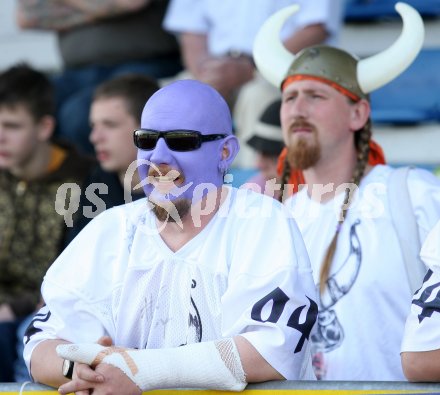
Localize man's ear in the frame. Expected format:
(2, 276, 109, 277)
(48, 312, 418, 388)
(349, 99, 370, 132)
(36, 115, 55, 142)
(218, 135, 240, 173)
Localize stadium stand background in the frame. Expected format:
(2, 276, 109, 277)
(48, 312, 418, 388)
(0, 0, 62, 72)
(341, 0, 440, 172)
(1, 0, 440, 180)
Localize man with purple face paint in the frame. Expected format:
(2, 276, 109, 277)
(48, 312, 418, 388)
(23, 80, 318, 394)
(136, 79, 236, 226)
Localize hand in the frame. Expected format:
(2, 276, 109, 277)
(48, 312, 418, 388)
(64, 362, 105, 395)
(198, 56, 254, 100)
(57, 342, 142, 395)
(60, 363, 141, 395)
(0, 303, 15, 322)
(58, 336, 118, 395)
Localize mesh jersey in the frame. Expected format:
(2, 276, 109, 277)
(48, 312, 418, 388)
(402, 219, 440, 353)
(24, 187, 317, 380)
(284, 165, 440, 380)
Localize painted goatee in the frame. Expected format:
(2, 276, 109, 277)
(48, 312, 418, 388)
(150, 198, 191, 223)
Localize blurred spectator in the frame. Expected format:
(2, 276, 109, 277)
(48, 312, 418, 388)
(0, 64, 94, 381)
(163, 0, 343, 168)
(64, 74, 159, 245)
(14, 74, 160, 382)
(16, 0, 182, 154)
(242, 99, 284, 199)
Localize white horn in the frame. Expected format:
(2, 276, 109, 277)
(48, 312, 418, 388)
(253, 5, 299, 88)
(357, 2, 424, 93)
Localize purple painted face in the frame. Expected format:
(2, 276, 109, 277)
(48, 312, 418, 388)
(136, 80, 239, 204)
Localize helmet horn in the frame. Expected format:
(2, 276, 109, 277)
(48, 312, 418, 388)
(253, 2, 424, 94)
(357, 2, 425, 93)
(253, 5, 298, 88)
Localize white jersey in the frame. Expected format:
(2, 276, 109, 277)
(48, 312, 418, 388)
(24, 187, 317, 380)
(402, 219, 440, 353)
(284, 165, 440, 380)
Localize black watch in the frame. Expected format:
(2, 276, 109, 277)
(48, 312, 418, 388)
(62, 359, 74, 379)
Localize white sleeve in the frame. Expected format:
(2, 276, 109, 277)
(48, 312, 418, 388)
(281, 0, 344, 44)
(402, 221, 440, 352)
(163, 0, 207, 34)
(220, 201, 317, 379)
(23, 205, 132, 371)
(163, 0, 343, 42)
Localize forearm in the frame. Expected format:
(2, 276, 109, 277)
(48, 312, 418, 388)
(62, 0, 151, 19)
(402, 350, 440, 382)
(57, 336, 284, 392)
(30, 339, 70, 387)
(234, 335, 284, 382)
(283, 23, 328, 54)
(180, 33, 211, 78)
(17, 0, 94, 31)
(17, 0, 150, 31)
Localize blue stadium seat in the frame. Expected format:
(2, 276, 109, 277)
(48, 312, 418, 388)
(370, 49, 440, 125)
(345, 0, 440, 22)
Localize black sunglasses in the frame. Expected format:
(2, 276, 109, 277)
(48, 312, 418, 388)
(133, 129, 228, 152)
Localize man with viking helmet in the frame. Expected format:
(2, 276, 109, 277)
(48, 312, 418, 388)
(254, 3, 440, 380)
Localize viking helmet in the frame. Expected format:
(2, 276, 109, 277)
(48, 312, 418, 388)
(253, 3, 424, 100)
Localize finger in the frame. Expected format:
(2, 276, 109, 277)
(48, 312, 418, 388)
(97, 336, 113, 347)
(57, 343, 104, 365)
(75, 362, 105, 383)
(58, 377, 94, 395)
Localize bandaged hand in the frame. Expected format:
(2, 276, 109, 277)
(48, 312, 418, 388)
(56, 338, 247, 392)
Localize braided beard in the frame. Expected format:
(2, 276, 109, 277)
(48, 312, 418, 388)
(287, 135, 321, 170)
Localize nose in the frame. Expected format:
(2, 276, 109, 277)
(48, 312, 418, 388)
(89, 126, 101, 144)
(290, 94, 309, 118)
(149, 136, 174, 164)
(255, 152, 267, 172)
(0, 126, 6, 142)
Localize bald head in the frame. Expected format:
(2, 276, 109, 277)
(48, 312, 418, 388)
(141, 80, 233, 135)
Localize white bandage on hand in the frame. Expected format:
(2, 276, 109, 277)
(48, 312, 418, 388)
(56, 338, 247, 392)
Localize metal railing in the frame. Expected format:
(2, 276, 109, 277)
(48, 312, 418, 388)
(2, 381, 440, 394)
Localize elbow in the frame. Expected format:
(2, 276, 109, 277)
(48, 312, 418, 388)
(402, 351, 433, 382)
(402, 352, 421, 381)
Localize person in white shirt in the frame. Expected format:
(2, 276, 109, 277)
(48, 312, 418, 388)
(163, 0, 343, 168)
(253, 3, 440, 381)
(401, 220, 440, 381)
(23, 79, 318, 394)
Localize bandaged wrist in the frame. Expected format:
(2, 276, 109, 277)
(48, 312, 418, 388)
(57, 338, 247, 392)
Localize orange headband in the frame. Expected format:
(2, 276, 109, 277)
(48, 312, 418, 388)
(282, 75, 361, 102)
